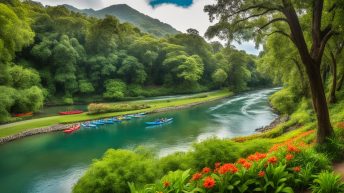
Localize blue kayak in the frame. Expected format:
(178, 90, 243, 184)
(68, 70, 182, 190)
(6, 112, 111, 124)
(145, 118, 173, 125)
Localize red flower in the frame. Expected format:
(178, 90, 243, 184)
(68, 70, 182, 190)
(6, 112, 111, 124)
(237, 158, 247, 164)
(202, 167, 211, 174)
(192, 173, 202, 181)
(285, 154, 294, 161)
(203, 177, 216, 189)
(267, 156, 278, 164)
(248, 152, 267, 161)
(163, 181, 170, 188)
(293, 166, 301, 172)
(218, 163, 238, 174)
(287, 145, 300, 153)
(243, 162, 252, 169)
(258, 171, 265, 177)
(215, 162, 221, 169)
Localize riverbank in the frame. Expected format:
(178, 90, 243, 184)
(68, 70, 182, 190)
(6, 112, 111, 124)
(0, 90, 232, 143)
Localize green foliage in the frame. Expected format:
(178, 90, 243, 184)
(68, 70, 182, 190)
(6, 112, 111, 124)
(73, 149, 161, 193)
(0, 3, 34, 63)
(311, 171, 344, 193)
(212, 68, 228, 87)
(103, 79, 126, 100)
(316, 132, 344, 162)
(78, 80, 94, 94)
(87, 103, 150, 115)
(0, 86, 16, 122)
(8, 65, 41, 89)
(270, 88, 298, 114)
(158, 152, 193, 173)
(190, 138, 241, 169)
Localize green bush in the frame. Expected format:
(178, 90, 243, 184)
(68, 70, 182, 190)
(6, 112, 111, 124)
(292, 148, 331, 173)
(103, 79, 127, 100)
(316, 132, 344, 162)
(87, 103, 150, 115)
(63, 97, 74, 105)
(73, 149, 161, 193)
(190, 138, 241, 169)
(311, 171, 344, 193)
(158, 152, 193, 173)
(270, 88, 298, 114)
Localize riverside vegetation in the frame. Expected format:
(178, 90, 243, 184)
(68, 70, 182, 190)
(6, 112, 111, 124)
(0, 0, 269, 124)
(1, 0, 344, 193)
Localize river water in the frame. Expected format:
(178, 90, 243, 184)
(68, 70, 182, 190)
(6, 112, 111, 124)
(0, 88, 279, 193)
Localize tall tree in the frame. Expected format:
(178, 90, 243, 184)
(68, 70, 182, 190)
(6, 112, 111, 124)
(204, 0, 343, 143)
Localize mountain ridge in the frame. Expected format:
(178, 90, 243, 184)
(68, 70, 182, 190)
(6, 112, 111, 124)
(63, 4, 180, 37)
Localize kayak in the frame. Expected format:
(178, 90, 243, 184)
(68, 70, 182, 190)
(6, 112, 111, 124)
(145, 118, 173, 125)
(59, 110, 83, 115)
(14, 112, 33, 117)
(63, 124, 81, 133)
(81, 123, 97, 128)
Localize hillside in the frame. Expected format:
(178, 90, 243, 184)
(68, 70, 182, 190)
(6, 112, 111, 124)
(64, 4, 180, 37)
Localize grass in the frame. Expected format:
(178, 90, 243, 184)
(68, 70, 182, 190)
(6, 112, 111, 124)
(0, 90, 232, 138)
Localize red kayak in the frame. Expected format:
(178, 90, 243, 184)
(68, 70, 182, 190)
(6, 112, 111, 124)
(63, 124, 81, 134)
(59, 110, 83, 115)
(14, 112, 33, 117)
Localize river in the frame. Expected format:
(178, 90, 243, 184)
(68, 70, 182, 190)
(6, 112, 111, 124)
(0, 88, 279, 193)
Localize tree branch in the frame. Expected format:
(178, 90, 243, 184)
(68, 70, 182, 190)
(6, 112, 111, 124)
(258, 18, 288, 31)
(265, 30, 293, 41)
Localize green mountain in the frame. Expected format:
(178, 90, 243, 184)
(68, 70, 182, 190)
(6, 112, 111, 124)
(63, 4, 180, 37)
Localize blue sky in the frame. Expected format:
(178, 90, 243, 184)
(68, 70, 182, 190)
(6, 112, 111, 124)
(149, 0, 193, 8)
(35, 0, 261, 55)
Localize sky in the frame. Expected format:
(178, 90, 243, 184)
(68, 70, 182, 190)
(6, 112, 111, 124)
(34, 0, 261, 55)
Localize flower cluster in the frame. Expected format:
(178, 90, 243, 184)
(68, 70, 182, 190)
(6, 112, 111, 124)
(161, 142, 306, 192)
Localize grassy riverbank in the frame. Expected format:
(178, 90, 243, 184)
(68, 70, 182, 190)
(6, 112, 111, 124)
(0, 90, 232, 138)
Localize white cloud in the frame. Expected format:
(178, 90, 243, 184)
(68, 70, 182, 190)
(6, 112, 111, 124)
(34, 0, 261, 55)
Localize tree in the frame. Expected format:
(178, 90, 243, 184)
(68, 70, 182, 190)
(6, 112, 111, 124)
(0, 3, 34, 83)
(212, 68, 228, 87)
(117, 55, 147, 84)
(186, 28, 199, 35)
(204, 0, 343, 143)
(103, 79, 126, 100)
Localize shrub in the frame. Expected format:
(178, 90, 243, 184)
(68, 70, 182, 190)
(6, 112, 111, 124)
(73, 149, 161, 193)
(103, 79, 126, 100)
(291, 148, 331, 173)
(63, 97, 74, 105)
(190, 138, 241, 170)
(158, 152, 193, 173)
(316, 132, 344, 162)
(270, 88, 298, 114)
(311, 171, 344, 193)
(87, 103, 150, 115)
(134, 144, 322, 193)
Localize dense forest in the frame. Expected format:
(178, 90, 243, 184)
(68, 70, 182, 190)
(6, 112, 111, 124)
(0, 0, 270, 123)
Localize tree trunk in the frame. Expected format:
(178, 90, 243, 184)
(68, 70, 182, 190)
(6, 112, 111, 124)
(337, 73, 344, 91)
(329, 52, 337, 103)
(306, 63, 333, 143)
(283, 0, 333, 143)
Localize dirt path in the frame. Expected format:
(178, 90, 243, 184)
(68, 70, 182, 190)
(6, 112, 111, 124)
(333, 162, 344, 180)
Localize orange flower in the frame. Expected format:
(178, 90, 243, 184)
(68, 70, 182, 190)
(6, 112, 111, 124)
(203, 177, 216, 189)
(248, 152, 267, 161)
(285, 154, 294, 161)
(202, 167, 211, 174)
(237, 158, 247, 164)
(258, 171, 265, 177)
(192, 173, 202, 181)
(163, 181, 170, 188)
(243, 162, 252, 169)
(267, 156, 278, 164)
(293, 166, 301, 172)
(218, 163, 238, 174)
(287, 145, 300, 153)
